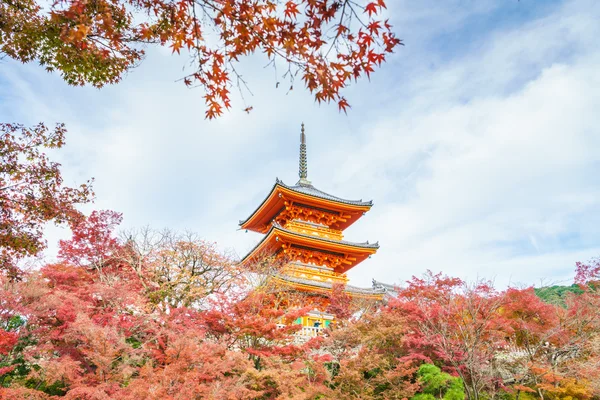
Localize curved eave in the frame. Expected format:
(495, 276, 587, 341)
(239, 180, 373, 232)
(239, 225, 378, 273)
(277, 180, 373, 207)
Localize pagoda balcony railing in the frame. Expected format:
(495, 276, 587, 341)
(277, 324, 323, 338)
(283, 220, 343, 241)
(283, 263, 348, 284)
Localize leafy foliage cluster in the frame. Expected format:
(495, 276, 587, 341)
(0, 123, 93, 278)
(411, 364, 465, 400)
(1, 0, 402, 118)
(534, 284, 584, 307)
(1, 127, 600, 399)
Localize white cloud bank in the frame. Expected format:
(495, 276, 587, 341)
(0, 0, 598, 288)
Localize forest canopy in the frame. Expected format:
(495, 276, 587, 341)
(1, 197, 600, 398)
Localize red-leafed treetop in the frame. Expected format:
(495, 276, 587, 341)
(58, 209, 123, 271)
(1, 0, 402, 118)
(0, 123, 93, 278)
(575, 258, 600, 287)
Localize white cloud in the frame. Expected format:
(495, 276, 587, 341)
(343, 0, 600, 287)
(1, 0, 599, 290)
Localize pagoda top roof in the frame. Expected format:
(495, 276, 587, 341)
(240, 124, 374, 232)
(280, 179, 373, 207)
(239, 179, 373, 232)
(239, 222, 378, 274)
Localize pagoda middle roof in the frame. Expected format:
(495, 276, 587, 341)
(240, 179, 373, 232)
(239, 222, 379, 274)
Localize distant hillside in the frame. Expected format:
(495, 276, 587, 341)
(534, 284, 584, 306)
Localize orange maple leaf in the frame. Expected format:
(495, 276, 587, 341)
(338, 98, 350, 114)
(364, 2, 378, 16)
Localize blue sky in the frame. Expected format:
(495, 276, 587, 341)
(1, 0, 599, 288)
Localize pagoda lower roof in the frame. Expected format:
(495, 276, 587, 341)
(272, 274, 386, 300)
(239, 179, 373, 232)
(239, 223, 379, 274)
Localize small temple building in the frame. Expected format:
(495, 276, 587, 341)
(239, 124, 392, 332)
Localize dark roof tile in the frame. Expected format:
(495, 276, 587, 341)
(278, 178, 373, 207)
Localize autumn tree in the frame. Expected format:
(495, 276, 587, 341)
(58, 209, 123, 274)
(326, 283, 353, 322)
(391, 272, 509, 400)
(0, 262, 246, 398)
(575, 257, 600, 287)
(202, 290, 312, 367)
(0, 123, 93, 278)
(318, 299, 422, 399)
(59, 218, 243, 309)
(506, 257, 600, 399)
(1, 0, 401, 118)
(411, 364, 465, 400)
(495, 288, 569, 397)
(0, 287, 23, 387)
(388, 268, 600, 400)
(561, 262, 600, 398)
(243, 252, 288, 292)
(146, 230, 241, 309)
(0, 256, 331, 398)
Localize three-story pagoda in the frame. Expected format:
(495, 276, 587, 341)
(239, 124, 385, 304)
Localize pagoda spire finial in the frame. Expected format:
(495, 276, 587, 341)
(298, 122, 311, 186)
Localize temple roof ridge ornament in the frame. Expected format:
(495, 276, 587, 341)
(371, 279, 399, 298)
(297, 122, 312, 186)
